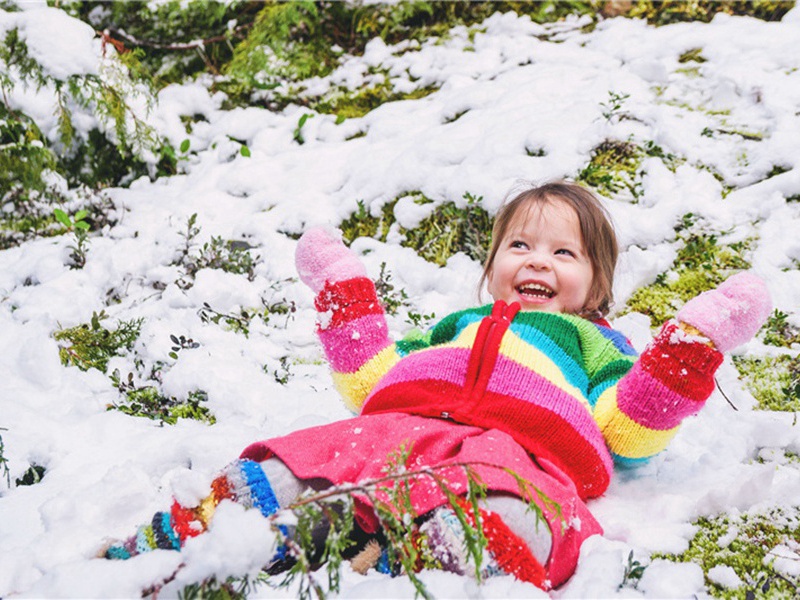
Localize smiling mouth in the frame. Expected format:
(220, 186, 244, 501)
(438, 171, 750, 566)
(516, 282, 555, 300)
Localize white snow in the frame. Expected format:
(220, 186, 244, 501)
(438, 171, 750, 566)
(2, 2, 800, 598)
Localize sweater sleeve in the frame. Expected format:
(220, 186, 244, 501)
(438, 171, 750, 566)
(313, 277, 402, 413)
(592, 320, 724, 466)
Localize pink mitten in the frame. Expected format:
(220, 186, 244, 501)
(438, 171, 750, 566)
(675, 271, 772, 353)
(294, 227, 367, 293)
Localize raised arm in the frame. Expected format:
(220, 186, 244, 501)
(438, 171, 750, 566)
(593, 272, 772, 466)
(295, 227, 399, 412)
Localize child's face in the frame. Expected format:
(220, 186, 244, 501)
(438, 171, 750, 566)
(487, 200, 593, 314)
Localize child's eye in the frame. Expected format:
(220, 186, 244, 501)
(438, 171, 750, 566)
(555, 248, 576, 257)
(510, 240, 528, 249)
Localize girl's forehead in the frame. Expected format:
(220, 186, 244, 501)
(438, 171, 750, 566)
(507, 199, 581, 235)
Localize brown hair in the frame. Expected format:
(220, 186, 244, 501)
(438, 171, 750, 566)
(479, 181, 619, 318)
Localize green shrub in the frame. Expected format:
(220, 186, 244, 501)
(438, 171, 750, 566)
(54, 311, 143, 373)
(110, 376, 215, 426)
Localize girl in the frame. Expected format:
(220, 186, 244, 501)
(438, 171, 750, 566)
(104, 182, 771, 591)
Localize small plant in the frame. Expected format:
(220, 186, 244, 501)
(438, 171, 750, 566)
(600, 90, 631, 123)
(375, 262, 410, 317)
(169, 334, 200, 360)
(761, 310, 800, 348)
(293, 113, 314, 145)
(175, 224, 259, 289)
(110, 370, 215, 426)
(54, 311, 143, 373)
(0, 427, 10, 489)
(16, 464, 45, 487)
(619, 550, 647, 590)
(53, 207, 91, 268)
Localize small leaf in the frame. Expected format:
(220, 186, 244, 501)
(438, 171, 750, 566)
(335, 114, 346, 125)
(240, 145, 251, 157)
(74, 221, 90, 231)
(53, 208, 71, 227)
(170, 334, 180, 344)
(180, 139, 190, 153)
(74, 210, 88, 221)
(169, 351, 178, 360)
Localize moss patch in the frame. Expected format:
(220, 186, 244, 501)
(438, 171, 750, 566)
(340, 191, 491, 266)
(654, 507, 800, 599)
(625, 222, 751, 327)
(733, 355, 800, 412)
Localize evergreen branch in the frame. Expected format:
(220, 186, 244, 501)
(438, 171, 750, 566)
(97, 24, 253, 53)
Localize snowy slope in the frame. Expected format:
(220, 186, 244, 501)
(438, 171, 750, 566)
(1, 4, 800, 598)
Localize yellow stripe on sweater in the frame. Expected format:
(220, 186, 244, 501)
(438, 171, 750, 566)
(332, 345, 400, 413)
(499, 330, 588, 406)
(593, 387, 679, 459)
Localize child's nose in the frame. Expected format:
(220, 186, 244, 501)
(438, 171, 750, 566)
(526, 251, 551, 270)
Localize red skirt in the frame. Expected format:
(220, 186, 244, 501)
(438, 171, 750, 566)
(240, 412, 601, 587)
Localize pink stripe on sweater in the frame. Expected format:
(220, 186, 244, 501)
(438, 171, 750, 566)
(487, 355, 612, 468)
(615, 363, 701, 430)
(368, 347, 470, 393)
(318, 313, 393, 372)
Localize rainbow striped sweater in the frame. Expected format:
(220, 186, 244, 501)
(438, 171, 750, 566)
(315, 277, 723, 500)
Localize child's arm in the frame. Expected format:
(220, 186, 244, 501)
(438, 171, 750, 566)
(593, 272, 772, 466)
(295, 227, 400, 413)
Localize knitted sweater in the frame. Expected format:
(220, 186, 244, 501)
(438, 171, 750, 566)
(315, 276, 724, 500)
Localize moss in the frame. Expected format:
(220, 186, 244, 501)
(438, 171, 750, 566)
(578, 139, 644, 200)
(733, 355, 800, 412)
(340, 198, 399, 244)
(654, 507, 800, 599)
(311, 78, 439, 120)
(761, 310, 800, 349)
(625, 226, 751, 327)
(402, 193, 491, 266)
(54, 312, 143, 373)
(678, 48, 707, 63)
(340, 191, 491, 267)
(627, 1, 794, 25)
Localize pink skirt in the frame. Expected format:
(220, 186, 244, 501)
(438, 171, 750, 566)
(240, 412, 601, 587)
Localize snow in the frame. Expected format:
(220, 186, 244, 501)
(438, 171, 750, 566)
(2, 2, 800, 599)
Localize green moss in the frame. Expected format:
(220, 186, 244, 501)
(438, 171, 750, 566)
(678, 48, 707, 63)
(655, 507, 800, 599)
(627, 1, 794, 25)
(340, 191, 491, 267)
(54, 311, 143, 373)
(578, 139, 644, 200)
(733, 355, 800, 412)
(311, 79, 439, 120)
(761, 310, 800, 348)
(625, 225, 751, 327)
(402, 193, 491, 266)
(340, 198, 399, 244)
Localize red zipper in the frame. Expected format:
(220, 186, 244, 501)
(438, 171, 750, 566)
(462, 300, 520, 406)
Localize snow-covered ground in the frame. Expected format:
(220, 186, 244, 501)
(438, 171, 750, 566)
(2, 4, 800, 598)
